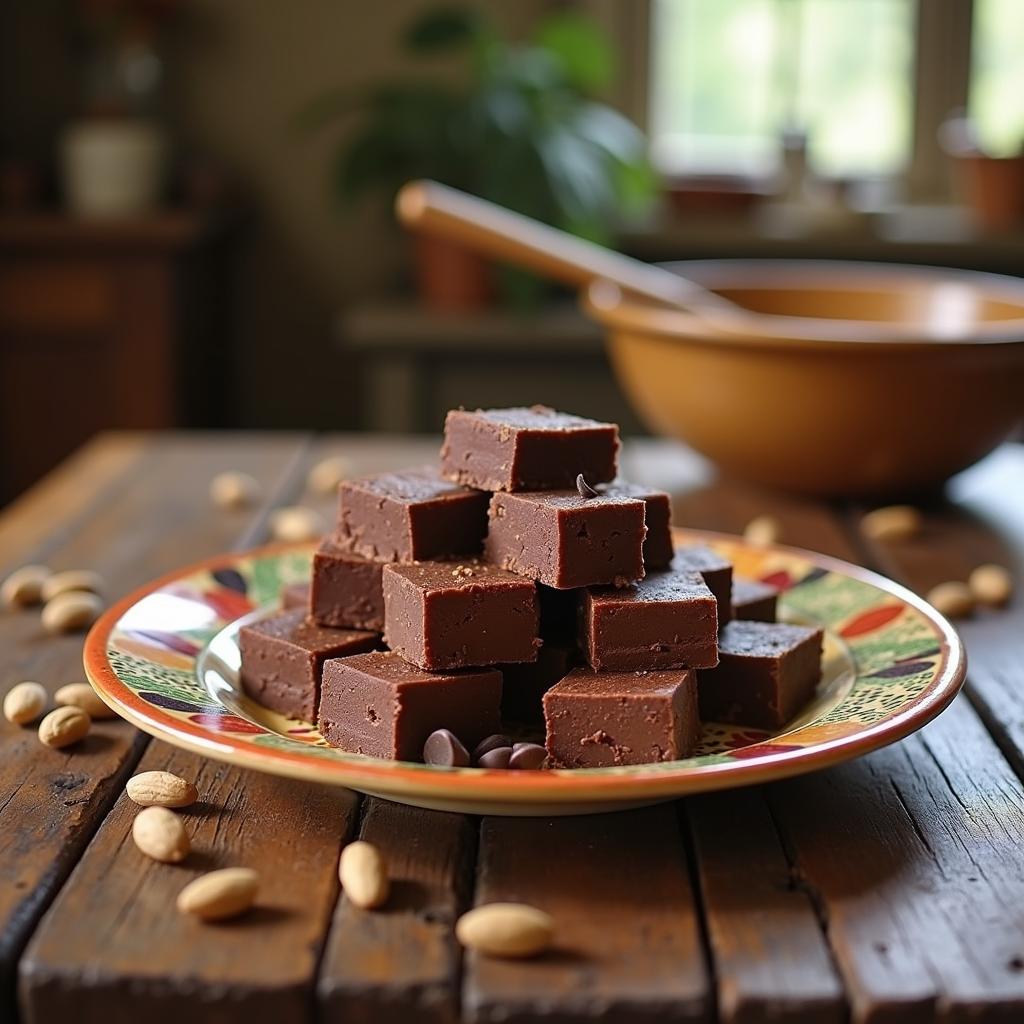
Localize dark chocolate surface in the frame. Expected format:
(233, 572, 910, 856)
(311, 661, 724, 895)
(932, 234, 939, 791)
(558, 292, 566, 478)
(335, 465, 489, 562)
(699, 620, 823, 729)
(543, 667, 700, 768)
(580, 569, 719, 672)
(500, 642, 576, 723)
(441, 405, 619, 492)
(672, 544, 734, 624)
(599, 482, 674, 569)
(731, 577, 780, 623)
(311, 538, 385, 631)
(382, 560, 540, 671)
(239, 609, 378, 723)
(485, 490, 646, 589)
(318, 650, 502, 760)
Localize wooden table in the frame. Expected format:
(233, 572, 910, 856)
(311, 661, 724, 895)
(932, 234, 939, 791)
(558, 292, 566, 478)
(3, 431, 1024, 1024)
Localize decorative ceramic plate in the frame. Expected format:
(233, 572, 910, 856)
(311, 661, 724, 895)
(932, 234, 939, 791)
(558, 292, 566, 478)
(84, 530, 965, 816)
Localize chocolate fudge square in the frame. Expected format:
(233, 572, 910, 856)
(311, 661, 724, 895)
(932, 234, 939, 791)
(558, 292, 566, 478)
(485, 491, 646, 589)
(280, 581, 310, 611)
(311, 538, 385, 631)
(731, 577, 779, 623)
(239, 609, 378, 723)
(672, 544, 733, 624)
(336, 465, 489, 563)
(580, 569, 719, 672)
(699, 620, 823, 729)
(441, 406, 619, 492)
(599, 482, 674, 569)
(383, 561, 540, 671)
(544, 667, 700, 768)
(319, 651, 502, 760)
(500, 642, 576, 723)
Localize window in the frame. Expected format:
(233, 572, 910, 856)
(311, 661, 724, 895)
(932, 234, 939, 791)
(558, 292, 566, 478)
(648, 0, 915, 180)
(969, 0, 1024, 157)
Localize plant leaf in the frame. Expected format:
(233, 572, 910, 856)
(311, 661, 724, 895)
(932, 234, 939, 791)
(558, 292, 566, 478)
(404, 6, 482, 53)
(535, 11, 615, 93)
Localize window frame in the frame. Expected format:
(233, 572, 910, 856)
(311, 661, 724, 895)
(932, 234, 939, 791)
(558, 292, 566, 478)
(593, 0, 974, 201)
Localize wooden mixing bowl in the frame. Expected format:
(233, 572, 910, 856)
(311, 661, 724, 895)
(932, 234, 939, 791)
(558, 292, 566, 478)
(586, 260, 1024, 497)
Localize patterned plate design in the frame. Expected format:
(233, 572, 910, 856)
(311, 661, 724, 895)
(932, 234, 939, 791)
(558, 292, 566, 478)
(84, 530, 965, 815)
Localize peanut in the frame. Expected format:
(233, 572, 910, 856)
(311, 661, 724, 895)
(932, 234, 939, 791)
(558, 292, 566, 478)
(969, 564, 1013, 607)
(743, 515, 781, 546)
(177, 867, 259, 921)
(269, 506, 324, 543)
(861, 504, 922, 542)
(1, 564, 52, 607)
(456, 903, 554, 958)
(927, 581, 975, 620)
(210, 471, 261, 510)
(41, 569, 104, 602)
(126, 770, 199, 808)
(38, 705, 91, 748)
(4, 681, 47, 725)
(339, 840, 390, 909)
(41, 591, 104, 634)
(132, 806, 190, 863)
(307, 455, 352, 495)
(55, 682, 115, 720)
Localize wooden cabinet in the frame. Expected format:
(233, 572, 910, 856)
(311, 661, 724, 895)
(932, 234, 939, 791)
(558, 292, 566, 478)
(0, 213, 233, 499)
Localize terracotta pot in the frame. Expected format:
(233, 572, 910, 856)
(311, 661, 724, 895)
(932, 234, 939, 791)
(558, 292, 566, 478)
(959, 155, 1024, 233)
(411, 233, 493, 312)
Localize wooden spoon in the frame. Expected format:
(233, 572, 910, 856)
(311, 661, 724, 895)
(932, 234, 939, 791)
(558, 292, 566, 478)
(395, 179, 756, 330)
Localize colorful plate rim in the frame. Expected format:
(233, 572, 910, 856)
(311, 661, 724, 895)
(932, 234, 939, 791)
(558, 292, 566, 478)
(83, 531, 966, 806)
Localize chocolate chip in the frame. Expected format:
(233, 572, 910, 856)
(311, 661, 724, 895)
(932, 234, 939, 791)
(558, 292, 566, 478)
(423, 729, 470, 767)
(509, 742, 547, 770)
(477, 746, 513, 769)
(576, 473, 598, 499)
(472, 733, 512, 762)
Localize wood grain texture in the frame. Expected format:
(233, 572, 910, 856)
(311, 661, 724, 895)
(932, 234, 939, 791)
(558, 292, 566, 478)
(21, 741, 358, 1024)
(0, 433, 306, 1020)
(463, 806, 710, 1024)
(688, 791, 844, 1024)
(770, 698, 1024, 1023)
(318, 799, 476, 1024)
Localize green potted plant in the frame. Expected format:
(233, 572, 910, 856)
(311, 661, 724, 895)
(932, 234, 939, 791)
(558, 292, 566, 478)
(300, 6, 657, 310)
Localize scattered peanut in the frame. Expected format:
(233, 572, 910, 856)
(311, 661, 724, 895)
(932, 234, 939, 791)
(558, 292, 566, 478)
(307, 454, 352, 495)
(339, 840, 390, 909)
(1, 564, 52, 607)
(127, 770, 199, 808)
(860, 504, 922, 542)
(132, 806, 191, 863)
(55, 682, 115, 720)
(38, 705, 91, 748)
(4, 681, 47, 725)
(177, 867, 259, 921)
(456, 903, 554, 959)
(41, 569, 104, 603)
(743, 515, 781, 546)
(210, 471, 261, 510)
(969, 563, 1013, 607)
(926, 581, 976, 620)
(41, 591, 104, 634)
(269, 506, 325, 543)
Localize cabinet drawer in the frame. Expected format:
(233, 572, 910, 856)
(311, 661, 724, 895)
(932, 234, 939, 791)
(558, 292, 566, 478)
(0, 260, 114, 333)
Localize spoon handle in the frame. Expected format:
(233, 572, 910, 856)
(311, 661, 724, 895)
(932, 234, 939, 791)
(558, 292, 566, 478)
(396, 180, 745, 319)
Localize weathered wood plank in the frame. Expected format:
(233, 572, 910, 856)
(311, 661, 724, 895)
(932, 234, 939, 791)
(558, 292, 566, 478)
(688, 792, 845, 1024)
(0, 433, 307, 1021)
(318, 799, 476, 1024)
(770, 698, 1024, 1022)
(21, 740, 357, 1024)
(463, 807, 710, 1024)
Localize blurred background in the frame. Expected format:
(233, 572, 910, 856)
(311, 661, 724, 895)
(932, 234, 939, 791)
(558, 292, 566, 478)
(1, 0, 1021, 501)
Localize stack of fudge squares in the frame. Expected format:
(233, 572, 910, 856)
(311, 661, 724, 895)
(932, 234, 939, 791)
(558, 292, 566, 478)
(239, 406, 824, 769)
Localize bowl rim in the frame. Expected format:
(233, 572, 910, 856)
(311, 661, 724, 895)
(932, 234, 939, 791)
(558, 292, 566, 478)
(584, 259, 1024, 349)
